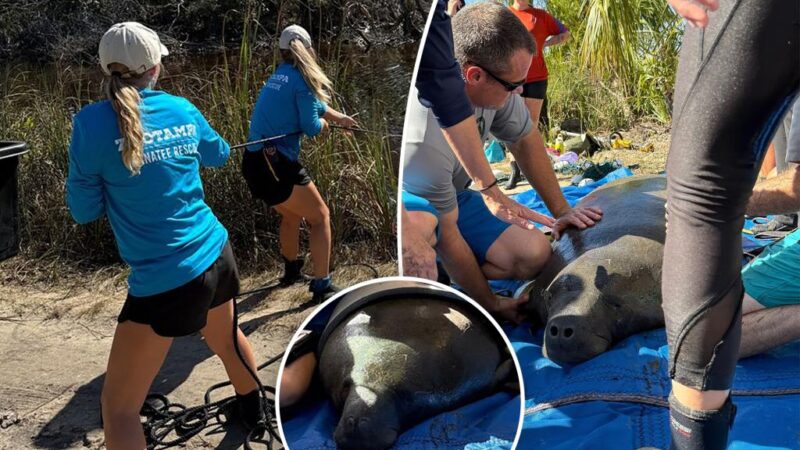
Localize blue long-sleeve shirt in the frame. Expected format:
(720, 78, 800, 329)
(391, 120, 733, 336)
(415, 0, 474, 128)
(248, 63, 328, 161)
(66, 89, 230, 297)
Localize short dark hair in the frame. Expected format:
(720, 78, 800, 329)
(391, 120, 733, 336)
(452, 2, 536, 74)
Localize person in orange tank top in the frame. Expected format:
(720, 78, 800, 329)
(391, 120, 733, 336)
(505, 0, 569, 189)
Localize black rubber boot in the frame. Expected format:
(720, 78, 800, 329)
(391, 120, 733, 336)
(236, 389, 266, 430)
(310, 276, 339, 303)
(280, 256, 305, 286)
(669, 393, 736, 450)
(504, 161, 521, 190)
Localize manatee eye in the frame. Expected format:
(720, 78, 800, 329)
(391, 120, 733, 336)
(339, 379, 353, 405)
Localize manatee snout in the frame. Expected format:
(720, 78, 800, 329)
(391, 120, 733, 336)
(333, 386, 400, 450)
(544, 313, 612, 365)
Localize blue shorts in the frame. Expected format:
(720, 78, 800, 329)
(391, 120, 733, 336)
(402, 191, 440, 239)
(456, 190, 512, 265)
(742, 228, 800, 308)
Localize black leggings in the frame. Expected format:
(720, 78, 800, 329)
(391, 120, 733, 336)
(664, 0, 799, 391)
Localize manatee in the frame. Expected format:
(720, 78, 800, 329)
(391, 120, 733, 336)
(519, 175, 667, 365)
(318, 286, 514, 450)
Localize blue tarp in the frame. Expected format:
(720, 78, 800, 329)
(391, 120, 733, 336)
(282, 391, 520, 450)
(502, 169, 800, 449)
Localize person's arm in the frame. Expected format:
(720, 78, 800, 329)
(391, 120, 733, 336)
(296, 89, 328, 137)
(746, 165, 800, 216)
(189, 102, 230, 168)
(543, 14, 569, 47)
(509, 128, 602, 239)
(740, 304, 800, 359)
(494, 95, 601, 238)
(446, 0, 463, 16)
(441, 119, 556, 230)
(322, 106, 358, 129)
(437, 209, 526, 324)
(544, 31, 570, 47)
(509, 129, 570, 216)
(66, 118, 105, 224)
(400, 205, 439, 280)
(667, 0, 719, 28)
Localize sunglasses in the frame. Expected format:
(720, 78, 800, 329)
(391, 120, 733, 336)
(472, 63, 525, 92)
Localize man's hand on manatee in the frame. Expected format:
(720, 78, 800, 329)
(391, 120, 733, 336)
(490, 294, 528, 325)
(481, 185, 556, 231)
(551, 206, 603, 240)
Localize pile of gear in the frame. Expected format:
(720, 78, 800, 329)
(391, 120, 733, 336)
(489, 119, 656, 190)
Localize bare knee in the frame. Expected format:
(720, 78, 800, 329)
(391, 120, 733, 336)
(279, 377, 306, 407)
(485, 227, 551, 279)
(511, 232, 551, 279)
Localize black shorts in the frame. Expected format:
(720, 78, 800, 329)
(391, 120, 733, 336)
(117, 242, 241, 337)
(241, 144, 312, 207)
(521, 79, 548, 99)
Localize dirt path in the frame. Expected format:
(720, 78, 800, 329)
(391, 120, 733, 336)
(0, 263, 394, 449)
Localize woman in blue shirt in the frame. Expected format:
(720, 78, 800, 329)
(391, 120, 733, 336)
(243, 25, 357, 303)
(66, 22, 263, 448)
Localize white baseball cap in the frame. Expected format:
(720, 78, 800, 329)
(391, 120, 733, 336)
(279, 25, 313, 50)
(99, 22, 169, 76)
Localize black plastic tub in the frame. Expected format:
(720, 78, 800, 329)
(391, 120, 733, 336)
(0, 142, 29, 262)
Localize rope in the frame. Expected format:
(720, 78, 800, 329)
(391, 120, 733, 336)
(139, 261, 380, 448)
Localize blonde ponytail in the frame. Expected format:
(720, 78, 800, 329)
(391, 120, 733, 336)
(288, 39, 333, 104)
(105, 69, 144, 176)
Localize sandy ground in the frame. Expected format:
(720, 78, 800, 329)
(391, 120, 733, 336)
(0, 262, 395, 450)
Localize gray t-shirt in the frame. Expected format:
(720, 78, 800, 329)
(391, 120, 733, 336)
(786, 96, 800, 164)
(402, 88, 533, 213)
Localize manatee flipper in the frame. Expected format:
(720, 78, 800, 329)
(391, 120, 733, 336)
(515, 280, 548, 328)
(492, 359, 519, 392)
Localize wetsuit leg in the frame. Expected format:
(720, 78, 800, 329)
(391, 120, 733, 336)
(663, 0, 799, 447)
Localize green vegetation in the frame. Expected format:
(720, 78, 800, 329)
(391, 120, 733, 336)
(0, 32, 411, 280)
(541, 0, 683, 131)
